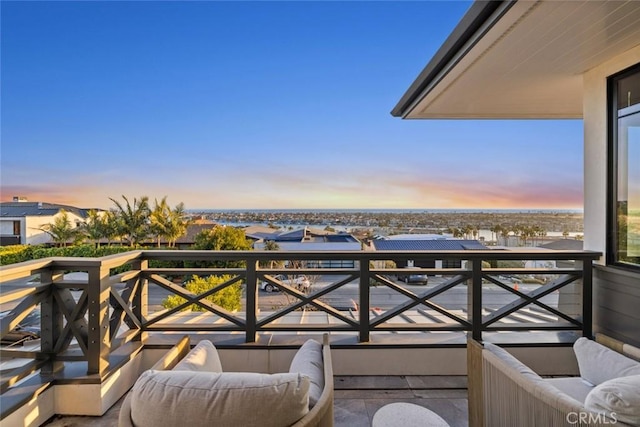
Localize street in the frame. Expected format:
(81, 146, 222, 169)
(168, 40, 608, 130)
(1, 274, 560, 323)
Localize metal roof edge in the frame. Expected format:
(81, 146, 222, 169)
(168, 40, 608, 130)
(390, 0, 515, 118)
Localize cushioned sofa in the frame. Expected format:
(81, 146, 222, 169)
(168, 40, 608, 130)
(119, 334, 334, 427)
(468, 334, 640, 427)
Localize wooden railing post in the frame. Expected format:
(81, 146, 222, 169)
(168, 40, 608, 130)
(581, 259, 593, 338)
(467, 337, 485, 427)
(132, 258, 148, 342)
(40, 268, 65, 375)
(359, 258, 370, 342)
(470, 259, 483, 341)
(246, 259, 258, 343)
(86, 263, 111, 376)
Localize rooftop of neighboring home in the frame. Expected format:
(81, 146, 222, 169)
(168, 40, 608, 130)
(0, 197, 96, 218)
(249, 226, 362, 251)
(371, 239, 488, 251)
(538, 239, 584, 251)
(246, 226, 360, 244)
(383, 233, 453, 240)
(173, 224, 219, 244)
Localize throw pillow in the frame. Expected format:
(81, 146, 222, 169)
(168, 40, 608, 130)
(289, 339, 324, 408)
(574, 338, 640, 385)
(584, 375, 640, 426)
(172, 340, 222, 372)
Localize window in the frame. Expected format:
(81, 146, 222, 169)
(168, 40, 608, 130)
(13, 221, 21, 236)
(609, 64, 640, 268)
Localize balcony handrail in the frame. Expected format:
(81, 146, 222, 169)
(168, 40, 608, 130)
(1, 249, 599, 379)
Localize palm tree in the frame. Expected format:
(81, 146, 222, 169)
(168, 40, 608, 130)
(471, 225, 479, 240)
(102, 210, 123, 245)
(38, 209, 82, 247)
(150, 197, 171, 247)
(513, 225, 525, 246)
(531, 225, 546, 246)
(149, 197, 189, 248)
(537, 227, 547, 242)
(262, 240, 282, 268)
(82, 209, 107, 248)
(166, 202, 190, 247)
(500, 226, 511, 245)
(453, 228, 464, 238)
(263, 240, 280, 251)
(520, 226, 533, 246)
(489, 225, 500, 242)
(109, 195, 151, 247)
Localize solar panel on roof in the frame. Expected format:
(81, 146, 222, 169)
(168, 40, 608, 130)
(372, 239, 488, 251)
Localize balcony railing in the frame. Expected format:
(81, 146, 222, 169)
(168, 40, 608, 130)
(0, 248, 599, 422)
(1, 249, 599, 376)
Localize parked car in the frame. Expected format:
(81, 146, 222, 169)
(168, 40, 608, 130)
(260, 275, 311, 292)
(397, 268, 428, 285)
(0, 310, 40, 345)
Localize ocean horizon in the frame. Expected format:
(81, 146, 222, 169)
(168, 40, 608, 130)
(188, 208, 584, 214)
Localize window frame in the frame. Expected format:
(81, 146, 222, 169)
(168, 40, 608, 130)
(607, 62, 640, 270)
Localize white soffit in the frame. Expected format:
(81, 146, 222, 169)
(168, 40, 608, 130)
(407, 0, 640, 119)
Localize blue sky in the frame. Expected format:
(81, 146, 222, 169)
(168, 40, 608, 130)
(1, 1, 584, 210)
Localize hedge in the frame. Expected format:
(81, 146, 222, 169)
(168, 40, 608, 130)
(0, 244, 179, 267)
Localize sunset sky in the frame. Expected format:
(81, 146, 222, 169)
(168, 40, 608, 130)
(1, 1, 584, 211)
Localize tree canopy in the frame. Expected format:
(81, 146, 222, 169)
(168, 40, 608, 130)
(162, 275, 242, 312)
(193, 226, 252, 251)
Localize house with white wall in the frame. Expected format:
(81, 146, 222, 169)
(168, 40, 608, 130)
(391, 0, 640, 346)
(0, 198, 92, 246)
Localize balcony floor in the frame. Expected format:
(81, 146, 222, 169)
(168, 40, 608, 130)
(42, 375, 469, 427)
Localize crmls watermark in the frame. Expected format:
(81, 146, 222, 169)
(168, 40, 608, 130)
(567, 412, 618, 425)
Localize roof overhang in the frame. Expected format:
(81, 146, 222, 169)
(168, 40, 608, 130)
(392, 0, 640, 119)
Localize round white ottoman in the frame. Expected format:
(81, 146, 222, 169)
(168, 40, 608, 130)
(372, 402, 450, 427)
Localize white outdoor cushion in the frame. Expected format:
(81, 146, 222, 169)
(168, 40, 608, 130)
(574, 338, 640, 385)
(483, 342, 541, 380)
(130, 370, 310, 427)
(483, 344, 585, 412)
(623, 343, 640, 362)
(585, 375, 640, 426)
(289, 339, 324, 408)
(172, 340, 222, 372)
(545, 377, 594, 403)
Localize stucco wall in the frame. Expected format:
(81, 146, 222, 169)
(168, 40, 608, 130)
(23, 212, 85, 245)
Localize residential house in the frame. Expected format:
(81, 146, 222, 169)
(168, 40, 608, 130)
(372, 238, 488, 269)
(392, 0, 640, 346)
(0, 198, 93, 246)
(251, 226, 361, 268)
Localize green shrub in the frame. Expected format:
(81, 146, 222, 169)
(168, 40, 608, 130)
(0, 244, 139, 276)
(27, 245, 133, 260)
(495, 260, 525, 269)
(162, 275, 242, 312)
(0, 245, 33, 265)
(522, 277, 545, 285)
(0, 244, 137, 265)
